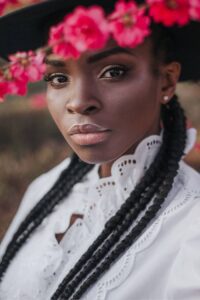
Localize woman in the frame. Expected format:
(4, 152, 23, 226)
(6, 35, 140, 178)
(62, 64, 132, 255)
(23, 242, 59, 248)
(0, 0, 200, 299)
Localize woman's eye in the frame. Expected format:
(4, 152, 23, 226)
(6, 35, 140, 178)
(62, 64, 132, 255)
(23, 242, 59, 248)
(44, 73, 68, 88)
(100, 66, 128, 79)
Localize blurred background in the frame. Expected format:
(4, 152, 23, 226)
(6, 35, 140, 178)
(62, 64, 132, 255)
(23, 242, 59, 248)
(0, 81, 200, 242)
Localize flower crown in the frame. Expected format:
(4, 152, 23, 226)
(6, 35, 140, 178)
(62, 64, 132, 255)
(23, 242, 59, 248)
(0, 0, 200, 102)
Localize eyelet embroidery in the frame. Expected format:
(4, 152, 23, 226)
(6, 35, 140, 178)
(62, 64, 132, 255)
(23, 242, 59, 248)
(147, 139, 161, 150)
(118, 160, 137, 176)
(96, 181, 116, 197)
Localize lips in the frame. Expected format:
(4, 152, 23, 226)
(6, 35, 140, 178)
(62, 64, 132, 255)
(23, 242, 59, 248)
(68, 123, 109, 135)
(68, 123, 111, 146)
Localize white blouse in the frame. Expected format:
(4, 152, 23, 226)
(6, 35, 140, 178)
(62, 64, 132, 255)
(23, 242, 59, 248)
(0, 129, 200, 300)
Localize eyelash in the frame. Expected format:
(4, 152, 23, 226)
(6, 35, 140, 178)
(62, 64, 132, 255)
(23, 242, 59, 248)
(44, 65, 129, 88)
(43, 72, 68, 87)
(99, 65, 129, 79)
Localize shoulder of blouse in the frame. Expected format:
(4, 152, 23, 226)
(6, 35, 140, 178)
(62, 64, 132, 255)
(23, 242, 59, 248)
(0, 156, 71, 259)
(180, 160, 200, 190)
(163, 164, 200, 300)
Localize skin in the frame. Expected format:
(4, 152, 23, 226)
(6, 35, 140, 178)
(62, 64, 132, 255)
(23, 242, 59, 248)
(45, 38, 181, 178)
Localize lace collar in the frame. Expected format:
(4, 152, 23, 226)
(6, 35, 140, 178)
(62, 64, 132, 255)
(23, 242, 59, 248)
(64, 127, 195, 228)
(86, 127, 196, 198)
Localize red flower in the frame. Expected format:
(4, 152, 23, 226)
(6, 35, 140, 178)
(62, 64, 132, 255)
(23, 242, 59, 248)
(63, 5, 110, 52)
(0, 77, 27, 99)
(148, 0, 191, 26)
(9, 50, 46, 82)
(0, 50, 46, 100)
(48, 24, 80, 59)
(0, 81, 8, 101)
(7, 78, 28, 96)
(194, 143, 200, 151)
(30, 93, 47, 110)
(48, 5, 110, 59)
(189, 0, 200, 21)
(0, 0, 19, 16)
(108, 1, 151, 48)
(0, 1, 6, 16)
(0, 0, 42, 16)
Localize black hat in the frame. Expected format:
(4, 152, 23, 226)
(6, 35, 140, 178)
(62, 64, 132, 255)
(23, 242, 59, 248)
(0, 0, 200, 82)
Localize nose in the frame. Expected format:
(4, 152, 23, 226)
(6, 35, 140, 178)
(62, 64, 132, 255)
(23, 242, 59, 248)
(66, 78, 102, 115)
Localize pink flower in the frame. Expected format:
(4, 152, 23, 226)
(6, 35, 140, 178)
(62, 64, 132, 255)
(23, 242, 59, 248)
(30, 93, 47, 109)
(9, 50, 46, 82)
(194, 142, 200, 152)
(0, 77, 27, 99)
(63, 5, 110, 52)
(148, 0, 191, 26)
(48, 24, 80, 59)
(108, 1, 151, 48)
(7, 78, 28, 95)
(48, 5, 110, 59)
(189, 0, 200, 21)
(0, 81, 8, 101)
(0, 1, 6, 16)
(48, 22, 64, 47)
(0, 0, 19, 16)
(0, 49, 46, 100)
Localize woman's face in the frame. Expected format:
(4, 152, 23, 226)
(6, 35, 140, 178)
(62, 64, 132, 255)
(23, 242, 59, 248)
(45, 38, 173, 164)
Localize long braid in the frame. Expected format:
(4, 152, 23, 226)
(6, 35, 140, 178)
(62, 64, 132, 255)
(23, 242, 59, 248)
(0, 154, 94, 282)
(51, 95, 186, 300)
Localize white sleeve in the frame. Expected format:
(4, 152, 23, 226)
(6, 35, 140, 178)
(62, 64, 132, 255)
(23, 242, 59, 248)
(165, 204, 200, 300)
(0, 157, 71, 260)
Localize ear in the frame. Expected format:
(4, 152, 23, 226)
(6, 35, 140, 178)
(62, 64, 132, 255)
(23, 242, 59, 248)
(160, 62, 181, 104)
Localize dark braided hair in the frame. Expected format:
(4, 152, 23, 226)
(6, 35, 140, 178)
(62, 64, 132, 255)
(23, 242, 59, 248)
(0, 23, 187, 300)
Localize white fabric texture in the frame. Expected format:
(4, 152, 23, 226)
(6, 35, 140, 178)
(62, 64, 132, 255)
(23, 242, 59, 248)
(0, 128, 200, 300)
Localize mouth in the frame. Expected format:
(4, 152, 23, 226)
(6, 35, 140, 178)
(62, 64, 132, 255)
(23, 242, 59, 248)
(70, 131, 111, 146)
(68, 123, 112, 146)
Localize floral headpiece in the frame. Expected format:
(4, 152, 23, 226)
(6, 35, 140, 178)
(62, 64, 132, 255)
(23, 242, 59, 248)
(0, 0, 200, 102)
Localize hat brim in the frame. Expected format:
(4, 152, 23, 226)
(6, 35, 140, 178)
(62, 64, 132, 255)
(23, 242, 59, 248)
(0, 0, 200, 82)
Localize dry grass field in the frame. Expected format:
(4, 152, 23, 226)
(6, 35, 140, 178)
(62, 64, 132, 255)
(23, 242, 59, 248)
(0, 82, 199, 241)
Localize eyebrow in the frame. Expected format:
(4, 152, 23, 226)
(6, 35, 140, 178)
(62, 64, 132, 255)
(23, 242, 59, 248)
(87, 46, 136, 63)
(45, 46, 135, 67)
(44, 57, 66, 67)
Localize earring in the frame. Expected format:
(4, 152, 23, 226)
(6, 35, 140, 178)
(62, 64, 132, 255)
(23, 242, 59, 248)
(163, 95, 169, 102)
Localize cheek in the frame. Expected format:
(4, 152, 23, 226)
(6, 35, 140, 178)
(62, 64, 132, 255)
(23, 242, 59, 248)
(103, 77, 161, 129)
(46, 88, 66, 131)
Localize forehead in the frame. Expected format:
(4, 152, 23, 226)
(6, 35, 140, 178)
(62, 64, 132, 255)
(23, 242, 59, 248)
(45, 38, 154, 67)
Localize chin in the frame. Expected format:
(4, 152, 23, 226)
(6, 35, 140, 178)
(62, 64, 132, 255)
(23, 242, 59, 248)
(70, 145, 123, 165)
(65, 136, 130, 165)
(73, 150, 110, 164)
